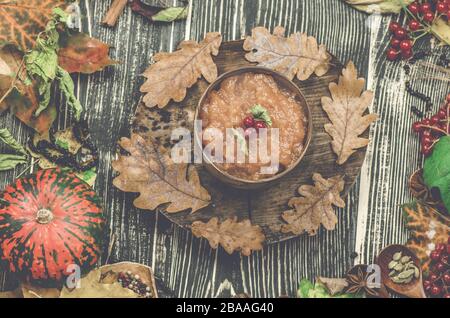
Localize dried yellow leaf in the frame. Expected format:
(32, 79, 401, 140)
(321, 61, 378, 165)
(282, 173, 345, 236)
(243, 26, 331, 81)
(191, 217, 265, 256)
(112, 133, 211, 213)
(140, 32, 222, 108)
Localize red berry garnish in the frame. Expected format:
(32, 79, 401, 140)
(429, 272, 440, 281)
(431, 250, 442, 261)
(422, 144, 432, 156)
(436, 262, 446, 273)
(394, 28, 407, 40)
(387, 48, 399, 61)
(430, 115, 441, 125)
(438, 108, 448, 119)
(412, 121, 422, 132)
(437, 2, 448, 13)
(400, 39, 413, 52)
(436, 243, 446, 252)
(408, 20, 422, 31)
(254, 121, 267, 130)
(423, 11, 435, 23)
(389, 21, 401, 33)
(390, 38, 401, 49)
(431, 285, 442, 296)
(444, 273, 450, 285)
(243, 116, 255, 128)
(401, 49, 413, 60)
(420, 3, 432, 14)
(408, 3, 420, 15)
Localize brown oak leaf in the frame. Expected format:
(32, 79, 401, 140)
(0, 46, 56, 135)
(191, 217, 265, 256)
(112, 133, 211, 213)
(321, 61, 378, 165)
(0, 0, 66, 51)
(281, 173, 345, 236)
(243, 26, 331, 81)
(58, 32, 118, 74)
(403, 202, 450, 272)
(140, 32, 222, 108)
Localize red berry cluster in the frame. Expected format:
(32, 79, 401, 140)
(387, 1, 450, 61)
(423, 237, 450, 298)
(412, 94, 450, 155)
(243, 116, 267, 138)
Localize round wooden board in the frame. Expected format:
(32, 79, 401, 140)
(131, 40, 368, 244)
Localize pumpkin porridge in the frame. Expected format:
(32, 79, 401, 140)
(199, 72, 308, 181)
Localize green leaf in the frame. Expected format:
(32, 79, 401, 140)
(24, 8, 82, 119)
(151, 7, 188, 22)
(424, 136, 450, 214)
(250, 104, 272, 126)
(0, 128, 27, 155)
(0, 154, 27, 171)
(56, 66, 83, 120)
(345, 0, 414, 14)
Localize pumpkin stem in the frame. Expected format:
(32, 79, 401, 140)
(36, 209, 54, 224)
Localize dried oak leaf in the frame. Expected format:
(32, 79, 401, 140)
(191, 217, 265, 256)
(58, 32, 118, 74)
(243, 26, 331, 81)
(281, 173, 345, 236)
(321, 61, 378, 165)
(140, 32, 222, 108)
(0, 0, 66, 51)
(112, 133, 211, 213)
(0, 46, 56, 135)
(403, 202, 450, 272)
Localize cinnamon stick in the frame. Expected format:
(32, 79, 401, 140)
(102, 0, 128, 27)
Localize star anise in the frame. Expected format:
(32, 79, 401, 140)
(345, 266, 380, 297)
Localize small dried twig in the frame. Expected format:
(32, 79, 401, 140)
(102, 0, 128, 27)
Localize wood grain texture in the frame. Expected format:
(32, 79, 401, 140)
(0, 0, 448, 298)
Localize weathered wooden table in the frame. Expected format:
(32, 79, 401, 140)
(1, 0, 449, 297)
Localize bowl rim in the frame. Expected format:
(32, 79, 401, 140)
(194, 66, 313, 185)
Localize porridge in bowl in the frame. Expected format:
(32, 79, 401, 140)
(198, 71, 310, 182)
